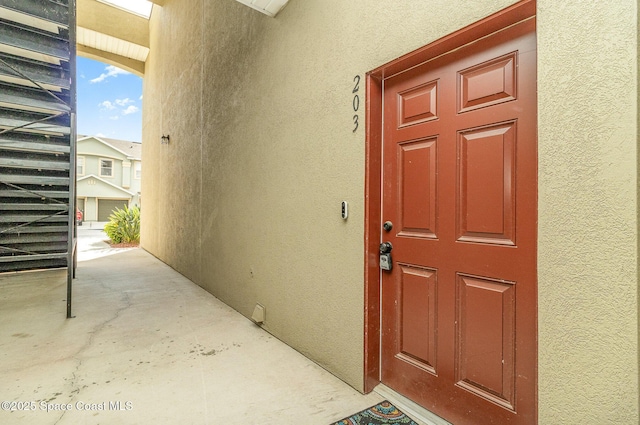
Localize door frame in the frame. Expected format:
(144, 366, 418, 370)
(363, 0, 536, 393)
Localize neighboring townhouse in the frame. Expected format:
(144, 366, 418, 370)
(76, 136, 141, 222)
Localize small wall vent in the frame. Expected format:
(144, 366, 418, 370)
(251, 304, 266, 324)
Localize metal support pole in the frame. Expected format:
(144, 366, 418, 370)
(66, 112, 76, 318)
(66, 0, 77, 319)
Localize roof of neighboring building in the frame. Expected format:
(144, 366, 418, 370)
(77, 174, 136, 196)
(79, 135, 142, 160)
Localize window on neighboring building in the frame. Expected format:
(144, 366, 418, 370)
(77, 156, 85, 176)
(100, 159, 114, 177)
(134, 162, 141, 179)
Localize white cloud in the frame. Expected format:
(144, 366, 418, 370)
(109, 116, 120, 121)
(96, 133, 106, 137)
(139, 95, 143, 100)
(122, 105, 139, 115)
(99, 100, 116, 110)
(115, 98, 134, 106)
(90, 65, 130, 84)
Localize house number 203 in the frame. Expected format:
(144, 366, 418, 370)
(352, 75, 361, 133)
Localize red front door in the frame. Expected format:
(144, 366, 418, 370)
(380, 18, 537, 424)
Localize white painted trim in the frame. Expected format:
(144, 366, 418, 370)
(78, 136, 139, 160)
(233, 0, 289, 17)
(96, 0, 152, 19)
(77, 152, 137, 162)
(373, 384, 452, 425)
(77, 174, 135, 196)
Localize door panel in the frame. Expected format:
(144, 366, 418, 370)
(458, 52, 517, 113)
(399, 137, 438, 238)
(455, 273, 516, 410)
(380, 18, 536, 425)
(398, 264, 437, 374)
(457, 122, 516, 245)
(398, 80, 439, 127)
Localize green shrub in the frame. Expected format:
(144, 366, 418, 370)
(104, 205, 140, 244)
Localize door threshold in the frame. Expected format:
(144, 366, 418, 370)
(373, 384, 452, 425)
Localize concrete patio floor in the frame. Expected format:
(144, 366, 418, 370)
(0, 248, 386, 425)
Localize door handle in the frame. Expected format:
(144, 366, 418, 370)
(379, 242, 393, 254)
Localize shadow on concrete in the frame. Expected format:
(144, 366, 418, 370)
(0, 249, 384, 424)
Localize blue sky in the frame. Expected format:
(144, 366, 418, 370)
(77, 57, 143, 142)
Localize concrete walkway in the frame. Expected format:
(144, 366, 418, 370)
(76, 227, 135, 262)
(0, 249, 383, 425)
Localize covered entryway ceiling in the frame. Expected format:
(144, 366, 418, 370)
(76, 0, 289, 76)
(76, 0, 163, 76)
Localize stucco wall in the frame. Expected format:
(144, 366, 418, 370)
(537, 1, 638, 423)
(142, 0, 638, 422)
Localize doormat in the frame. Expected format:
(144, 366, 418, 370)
(330, 400, 419, 425)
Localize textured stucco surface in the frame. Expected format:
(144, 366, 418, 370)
(537, 1, 639, 423)
(141, 0, 639, 421)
